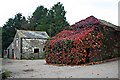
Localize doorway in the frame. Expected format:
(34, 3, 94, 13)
(7, 49, 9, 58)
(12, 49, 14, 59)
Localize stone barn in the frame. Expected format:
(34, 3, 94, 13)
(45, 16, 120, 65)
(7, 30, 49, 59)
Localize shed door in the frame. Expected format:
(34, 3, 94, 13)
(12, 49, 14, 59)
(7, 49, 9, 58)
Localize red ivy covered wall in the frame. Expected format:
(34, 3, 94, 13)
(45, 16, 120, 65)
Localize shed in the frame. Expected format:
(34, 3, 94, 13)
(7, 30, 49, 59)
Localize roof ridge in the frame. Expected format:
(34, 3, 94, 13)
(17, 30, 47, 32)
(74, 15, 98, 24)
(16, 29, 49, 38)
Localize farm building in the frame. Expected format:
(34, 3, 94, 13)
(7, 30, 49, 59)
(45, 16, 120, 65)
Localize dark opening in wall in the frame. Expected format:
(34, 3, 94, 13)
(43, 48, 45, 51)
(12, 49, 14, 59)
(7, 49, 9, 58)
(86, 48, 90, 63)
(34, 48, 39, 53)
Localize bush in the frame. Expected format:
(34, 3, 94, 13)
(45, 16, 120, 65)
(2, 70, 12, 79)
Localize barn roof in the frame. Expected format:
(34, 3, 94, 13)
(68, 16, 120, 31)
(17, 30, 49, 39)
(99, 19, 120, 31)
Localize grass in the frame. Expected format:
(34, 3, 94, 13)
(2, 70, 12, 79)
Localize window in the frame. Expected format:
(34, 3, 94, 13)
(34, 48, 39, 53)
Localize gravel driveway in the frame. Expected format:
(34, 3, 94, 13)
(2, 59, 119, 78)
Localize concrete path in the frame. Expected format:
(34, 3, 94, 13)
(2, 59, 119, 78)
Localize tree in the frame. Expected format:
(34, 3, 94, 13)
(13, 13, 29, 30)
(2, 2, 70, 57)
(48, 2, 69, 36)
(29, 6, 48, 31)
(30, 2, 69, 37)
(2, 13, 28, 56)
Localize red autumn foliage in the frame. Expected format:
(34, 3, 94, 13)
(45, 16, 120, 65)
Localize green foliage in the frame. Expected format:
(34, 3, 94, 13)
(48, 2, 69, 36)
(2, 13, 29, 56)
(29, 6, 48, 31)
(2, 70, 12, 79)
(2, 2, 69, 57)
(29, 2, 69, 37)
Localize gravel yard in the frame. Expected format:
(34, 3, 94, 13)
(2, 59, 119, 78)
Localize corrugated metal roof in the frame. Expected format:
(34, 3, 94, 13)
(17, 30, 49, 39)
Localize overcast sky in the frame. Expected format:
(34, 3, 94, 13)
(0, 0, 119, 27)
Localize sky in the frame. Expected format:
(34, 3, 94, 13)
(0, 0, 119, 27)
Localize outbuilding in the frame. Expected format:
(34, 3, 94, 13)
(7, 30, 49, 59)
